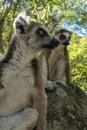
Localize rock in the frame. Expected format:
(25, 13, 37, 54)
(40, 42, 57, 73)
(46, 82, 87, 130)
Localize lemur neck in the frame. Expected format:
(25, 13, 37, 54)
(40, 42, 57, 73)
(1, 37, 38, 69)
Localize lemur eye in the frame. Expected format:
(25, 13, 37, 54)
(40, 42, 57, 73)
(39, 30, 45, 36)
(37, 28, 47, 37)
(60, 34, 66, 40)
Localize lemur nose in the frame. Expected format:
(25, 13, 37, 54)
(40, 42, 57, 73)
(49, 37, 59, 49)
(40, 37, 59, 49)
(62, 39, 69, 45)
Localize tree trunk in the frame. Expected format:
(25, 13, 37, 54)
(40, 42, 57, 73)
(0, 82, 87, 130)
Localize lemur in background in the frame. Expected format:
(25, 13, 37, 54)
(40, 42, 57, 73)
(46, 29, 74, 89)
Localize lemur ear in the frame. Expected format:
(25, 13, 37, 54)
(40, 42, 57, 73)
(13, 11, 29, 34)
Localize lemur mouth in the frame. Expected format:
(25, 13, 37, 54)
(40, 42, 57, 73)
(40, 37, 59, 49)
(61, 39, 69, 46)
(63, 42, 69, 46)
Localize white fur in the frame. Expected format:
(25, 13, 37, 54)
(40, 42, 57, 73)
(56, 32, 70, 42)
(13, 12, 29, 35)
(63, 32, 70, 39)
(0, 30, 48, 118)
(0, 12, 49, 130)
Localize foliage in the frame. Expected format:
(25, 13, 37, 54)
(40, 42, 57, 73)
(69, 34, 87, 90)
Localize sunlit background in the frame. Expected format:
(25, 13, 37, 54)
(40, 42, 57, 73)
(0, 0, 87, 90)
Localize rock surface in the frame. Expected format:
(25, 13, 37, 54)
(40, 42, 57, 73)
(46, 82, 87, 130)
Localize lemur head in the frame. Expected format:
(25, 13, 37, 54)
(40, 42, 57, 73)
(13, 12, 59, 52)
(55, 29, 72, 46)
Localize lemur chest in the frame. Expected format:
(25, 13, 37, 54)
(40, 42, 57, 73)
(0, 66, 35, 115)
(2, 66, 35, 97)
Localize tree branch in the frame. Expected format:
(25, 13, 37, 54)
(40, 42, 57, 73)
(50, 15, 65, 33)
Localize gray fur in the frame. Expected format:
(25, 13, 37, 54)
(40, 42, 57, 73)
(46, 29, 74, 91)
(0, 12, 59, 130)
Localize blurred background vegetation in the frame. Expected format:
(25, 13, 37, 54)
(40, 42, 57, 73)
(0, 0, 87, 90)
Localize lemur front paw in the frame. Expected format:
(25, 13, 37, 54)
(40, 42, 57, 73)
(45, 80, 57, 92)
(66, 82, 76, 89)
